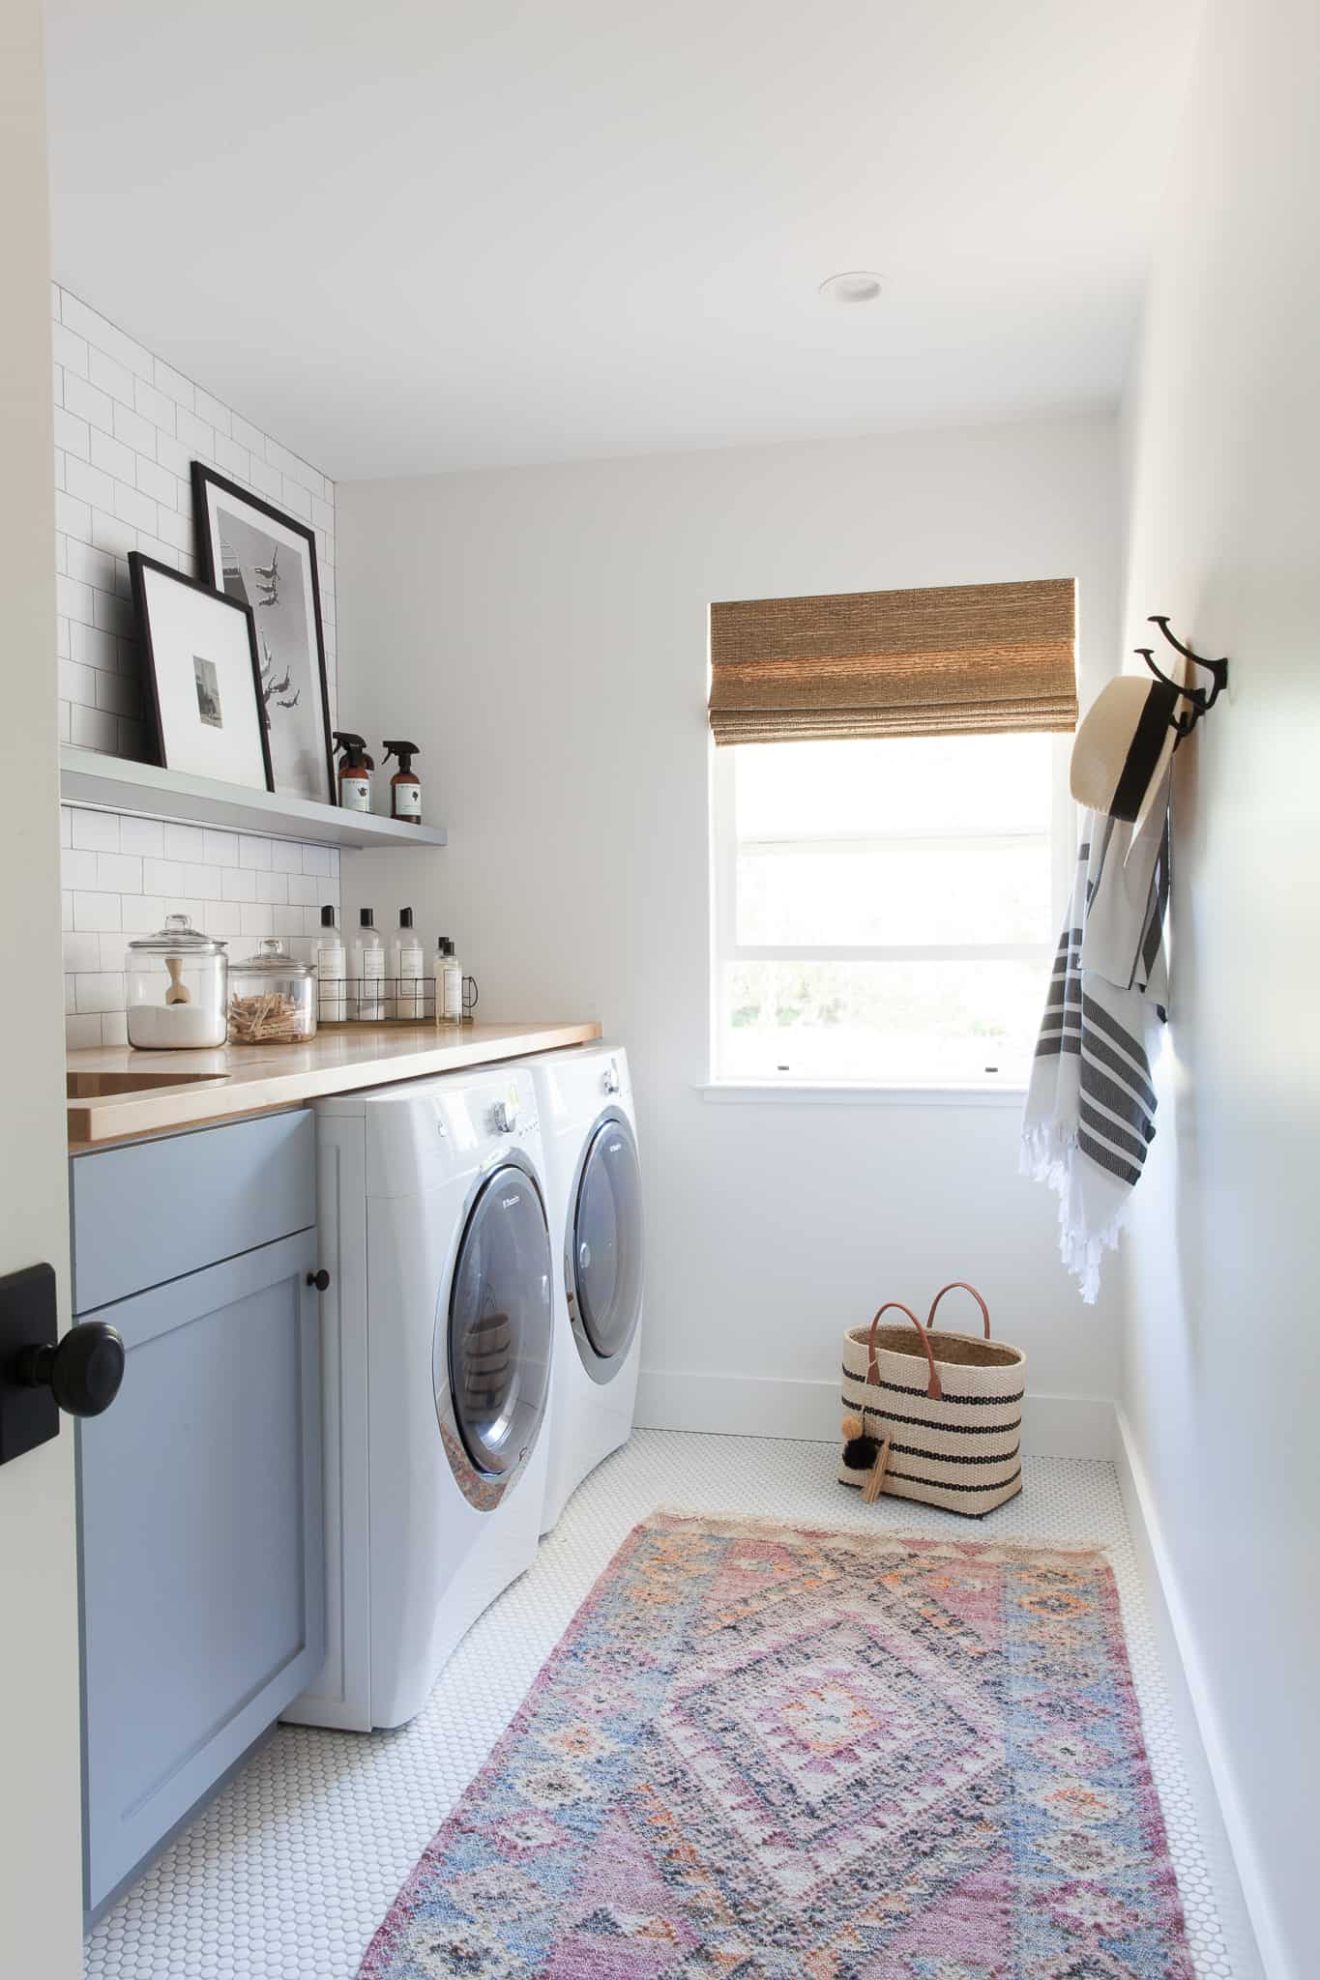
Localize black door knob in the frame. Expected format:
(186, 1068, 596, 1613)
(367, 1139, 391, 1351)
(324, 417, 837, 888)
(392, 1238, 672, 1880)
(17, 1321, 125, 1418)
(306, 1269, 331, 1292)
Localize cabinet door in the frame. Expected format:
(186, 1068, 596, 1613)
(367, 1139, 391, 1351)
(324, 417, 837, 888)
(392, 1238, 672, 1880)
(78, 1231, 324, 1913)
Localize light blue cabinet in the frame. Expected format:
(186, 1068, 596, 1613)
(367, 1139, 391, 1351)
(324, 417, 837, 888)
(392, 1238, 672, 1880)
(72, 1111, 324, 1915)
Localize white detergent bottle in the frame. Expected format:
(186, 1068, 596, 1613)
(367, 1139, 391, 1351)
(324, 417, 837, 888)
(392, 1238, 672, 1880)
(316, 904, 346, 1024)
(433, 936, 463, 1026)
(352, 908, 386, 1022)
(391, 907, 425, 1021)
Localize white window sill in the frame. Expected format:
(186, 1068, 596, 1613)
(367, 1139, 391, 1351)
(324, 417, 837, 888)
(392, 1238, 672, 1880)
(698, 1080, 1026, 1109)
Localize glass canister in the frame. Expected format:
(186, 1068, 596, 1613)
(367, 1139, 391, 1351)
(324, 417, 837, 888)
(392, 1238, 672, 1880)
(126, 915, 228, 1049)
(227, 938, 318, 1044)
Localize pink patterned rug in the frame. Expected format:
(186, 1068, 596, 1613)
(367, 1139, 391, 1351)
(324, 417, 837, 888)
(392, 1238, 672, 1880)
(359, 1513, 1192, 1978)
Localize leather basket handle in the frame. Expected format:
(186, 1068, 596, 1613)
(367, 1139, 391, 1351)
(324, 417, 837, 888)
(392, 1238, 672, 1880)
(867, 1300, 942, 1402)
(926, 1281, 991, 1340)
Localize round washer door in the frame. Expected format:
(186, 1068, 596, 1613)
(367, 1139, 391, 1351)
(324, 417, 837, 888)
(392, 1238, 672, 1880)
(568, 1110, 643, 1381)
(435, 1156, 552, 1506)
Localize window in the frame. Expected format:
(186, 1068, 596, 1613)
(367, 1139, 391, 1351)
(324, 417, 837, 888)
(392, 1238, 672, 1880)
(711, 731, 1071, 1086)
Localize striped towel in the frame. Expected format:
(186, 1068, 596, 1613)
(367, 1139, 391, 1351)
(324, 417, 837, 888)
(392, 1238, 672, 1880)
(1021, 772, 1172, 1302)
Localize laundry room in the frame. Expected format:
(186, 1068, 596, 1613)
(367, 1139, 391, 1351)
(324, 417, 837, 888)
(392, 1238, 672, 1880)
(3, 2, 1317, 1978)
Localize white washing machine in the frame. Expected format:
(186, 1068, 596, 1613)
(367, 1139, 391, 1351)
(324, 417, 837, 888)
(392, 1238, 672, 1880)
(285, 1063, 553, 1731)
(527, 1045, 644, 1535)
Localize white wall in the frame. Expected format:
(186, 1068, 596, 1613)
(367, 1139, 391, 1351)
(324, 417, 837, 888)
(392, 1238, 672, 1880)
(338, 413, 1125, 1440)
(0, 2, 84, 1970)
(1118, 0, 1320, 1970)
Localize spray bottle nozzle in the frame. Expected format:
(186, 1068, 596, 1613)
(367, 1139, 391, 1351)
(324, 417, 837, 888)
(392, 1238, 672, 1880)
(332, 730, 369, 768)
(382, 740, 420, 771)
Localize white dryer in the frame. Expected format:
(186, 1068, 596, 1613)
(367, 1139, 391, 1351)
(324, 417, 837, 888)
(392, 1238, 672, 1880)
(528, 1045, 644, 1535)
(286, 1063, 553, 1731)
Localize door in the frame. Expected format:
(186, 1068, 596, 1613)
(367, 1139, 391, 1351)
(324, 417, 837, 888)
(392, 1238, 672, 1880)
(0, 6, 84, 1974)
(434, 1155, 553, 1508)
(567, 1111, 645, 1380)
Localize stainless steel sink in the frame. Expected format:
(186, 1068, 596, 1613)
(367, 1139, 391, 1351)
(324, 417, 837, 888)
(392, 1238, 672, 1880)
(66, 1070, 231, 1098)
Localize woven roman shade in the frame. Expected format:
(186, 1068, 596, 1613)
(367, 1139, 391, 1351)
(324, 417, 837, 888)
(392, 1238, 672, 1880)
(708, 577, 1077, 744)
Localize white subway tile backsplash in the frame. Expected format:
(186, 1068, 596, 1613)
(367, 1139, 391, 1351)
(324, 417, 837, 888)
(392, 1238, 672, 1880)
(113, 482, 157, 533)
(118, 817, 165, 859)
(55, 407, 91, 461)
(60, 659, 97, 708)
(95, 852, 143, 894)
(88, 348, 138, 410)
(67, 539, 116, 591)
(75, 972, 125, 1014)
(60, 294, 153, 382)
(90, 507, 138, 560)
(53, 322, 89, 378)
(63, 372, 115, 435)
(70, 621, 119, 671)
(54, 287, 344, 1050)
(112, 401, 157, 458)
(63, 932, 101, 973)
(163, 822, 205, 862)
(136, 457, 178, 508)
(68, 456, 118, 513)
(73, 890, 122, 932)
(70, 809, 119, 852)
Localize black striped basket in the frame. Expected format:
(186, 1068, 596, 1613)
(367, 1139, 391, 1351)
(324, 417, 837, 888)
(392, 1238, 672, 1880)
(839, 1284, 1024, 1517)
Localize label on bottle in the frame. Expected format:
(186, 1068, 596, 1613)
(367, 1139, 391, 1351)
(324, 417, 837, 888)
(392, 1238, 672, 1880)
(393, 782, 422, 820)
(358, 944, 385, 1021)
(316, 944, 346, 1023)
(340, 774, 372, 814)
(395, 943, 424, 1019)
(442, 962, 463, 1021)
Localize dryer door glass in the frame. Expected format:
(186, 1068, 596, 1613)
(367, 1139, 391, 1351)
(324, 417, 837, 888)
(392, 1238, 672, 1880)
(572, 1114, 644, 1362)
(444, 1164, 552, 1477)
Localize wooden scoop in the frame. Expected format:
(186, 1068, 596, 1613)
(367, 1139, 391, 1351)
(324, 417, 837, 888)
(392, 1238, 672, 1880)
(165, 956, 191, 1005)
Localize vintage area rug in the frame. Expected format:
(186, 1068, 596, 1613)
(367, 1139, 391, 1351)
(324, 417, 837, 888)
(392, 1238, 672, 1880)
(360, 1513, 1192, 1979)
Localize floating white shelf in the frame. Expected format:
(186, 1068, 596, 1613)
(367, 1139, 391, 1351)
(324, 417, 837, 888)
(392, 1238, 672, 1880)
(59, 747, 447, 850)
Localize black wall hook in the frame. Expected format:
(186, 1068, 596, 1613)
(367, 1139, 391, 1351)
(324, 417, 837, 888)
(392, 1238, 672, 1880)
(1134, 616, 1229, 741)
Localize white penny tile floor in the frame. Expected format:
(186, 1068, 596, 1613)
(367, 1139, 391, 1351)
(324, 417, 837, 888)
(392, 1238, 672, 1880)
(85, 1432, 1260, 1980)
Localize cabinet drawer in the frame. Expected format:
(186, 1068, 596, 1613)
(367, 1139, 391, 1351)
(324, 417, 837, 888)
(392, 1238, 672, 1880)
(71, 1109, 315, 1314)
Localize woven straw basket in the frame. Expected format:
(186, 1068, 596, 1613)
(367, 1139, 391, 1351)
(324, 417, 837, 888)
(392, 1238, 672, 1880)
(839, 1283, 1024, 1517)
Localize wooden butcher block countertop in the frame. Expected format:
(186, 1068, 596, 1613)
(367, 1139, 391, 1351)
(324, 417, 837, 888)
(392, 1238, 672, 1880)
(67, 1019, 602, 1151)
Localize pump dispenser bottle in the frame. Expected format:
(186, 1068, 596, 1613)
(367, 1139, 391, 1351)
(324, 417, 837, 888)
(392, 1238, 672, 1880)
(434, 936, 463, 1025)
(391, 907, 425, 1020)
(316, 904, 346, 1024)
(333, 732, 374, 813)
(382, 741, 422, 823)
(352, 908, 386, 1021)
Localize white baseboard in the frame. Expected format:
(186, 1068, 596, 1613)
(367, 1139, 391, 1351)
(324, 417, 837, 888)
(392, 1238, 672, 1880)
(1114, 1406, 1282, 1980)
(634, 1368, 1116, 1459)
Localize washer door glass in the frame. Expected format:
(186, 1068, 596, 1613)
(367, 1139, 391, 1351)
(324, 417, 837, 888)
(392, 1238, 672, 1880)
(443, 1163, 552, 1477)
(572, 1114, 643, 1362)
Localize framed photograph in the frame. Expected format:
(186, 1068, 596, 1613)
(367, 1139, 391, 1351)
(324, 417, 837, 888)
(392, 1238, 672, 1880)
(192, 465, 335, 804)
(128, 553, 273, 791)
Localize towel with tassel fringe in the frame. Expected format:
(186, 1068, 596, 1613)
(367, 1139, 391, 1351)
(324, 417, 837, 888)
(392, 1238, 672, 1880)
(1021, 772, 1171, 1302)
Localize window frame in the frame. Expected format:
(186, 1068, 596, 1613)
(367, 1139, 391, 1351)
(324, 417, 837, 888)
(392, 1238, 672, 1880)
(708, 732, 1075, 1094)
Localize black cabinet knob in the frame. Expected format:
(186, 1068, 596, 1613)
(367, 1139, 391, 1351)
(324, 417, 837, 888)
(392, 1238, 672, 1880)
(306, 1269, 331, 1292)
(17, 1321, 125, 1418)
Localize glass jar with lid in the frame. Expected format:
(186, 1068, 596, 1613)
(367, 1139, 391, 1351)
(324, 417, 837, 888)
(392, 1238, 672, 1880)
(126, 914, 229, 1049)
(227, 938, 318, 1045)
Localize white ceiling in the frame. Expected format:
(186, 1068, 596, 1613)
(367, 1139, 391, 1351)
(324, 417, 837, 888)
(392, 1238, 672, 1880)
(44, 0, 1204, 480)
